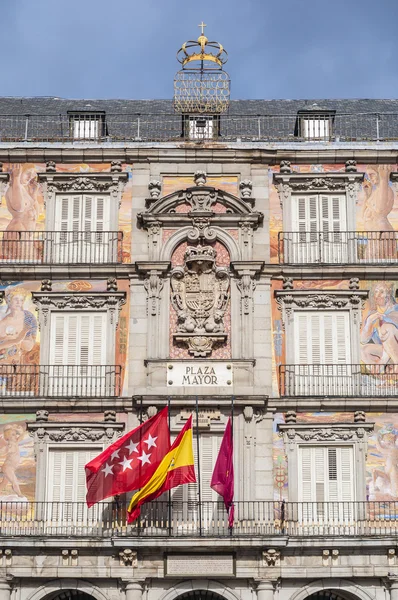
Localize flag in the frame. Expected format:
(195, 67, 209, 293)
(85, 407, 170, 507)
(127, 416, 196, 522)
(210, 417, 234, 528)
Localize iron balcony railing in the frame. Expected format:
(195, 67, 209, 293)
(0, 365, 121, 397)
(1, 500, 398, 537)
(280, 364, 398, 397)
(1, 112, 398, 143)
(0, 231, 123, 264)
(279, 231, 398, 264)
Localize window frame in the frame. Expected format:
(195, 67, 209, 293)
(67, 111, 106, 140)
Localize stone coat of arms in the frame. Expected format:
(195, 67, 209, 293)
(170, 245, 230, 357)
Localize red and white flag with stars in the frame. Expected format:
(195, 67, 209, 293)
(85, 407, 170, 507)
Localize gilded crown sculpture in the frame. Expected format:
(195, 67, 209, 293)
(174, 23, 230, 115)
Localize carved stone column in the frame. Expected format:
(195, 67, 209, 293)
(232, 261, 264, 359)
(0, 579, 11, 600)
(257, 581, 274, 600)
(136, 262, 170, 359)
(125, 581, 143, 600)
(390, 579, 398, 600)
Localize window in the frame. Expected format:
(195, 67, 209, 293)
(51, 194, 112, 263)
(299, 445, 354, 503)
(297, 111, 334, 141)
(48, 312, 108, 396)
(171, 434, 222, 529)
(293, 310, 351, 395)
(183, 115, 218, 140)
(46, 447, 101, 530)
(291, 194, 347, 263)
(68, 112, 105, 140)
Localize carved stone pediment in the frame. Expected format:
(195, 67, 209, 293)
(28, 421, 124, 442)
(32, 291, 126, 326)
(171, 245, 230, 357)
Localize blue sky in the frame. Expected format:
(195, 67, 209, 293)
(1, 0, 398, 100)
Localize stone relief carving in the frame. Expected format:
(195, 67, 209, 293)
(279, 423, 374, 448)
(35, 427, 115, 442)
(177, 409, 222, 429)
(262, 549, 281, 567)
(239, 179, 253, 199)
(236, 274, 256, 315)
(119, 549, 138, 567)
(144, 272, 164, 316)
(32, 292, 126, 327)
(170, 245, 230, 357)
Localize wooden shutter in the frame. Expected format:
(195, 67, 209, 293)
(293, 196, 318, 234)
(47, 448, 99, 502)
(50, 312, 107, 365)
(294, 311, 350, 364)
(298, 446, 354, 502)
(320, 195, 346, 233)
(54, 195, 82, 232)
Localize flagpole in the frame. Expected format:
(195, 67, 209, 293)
(168, 395, 172, 535)
(196, 394, 202, 536)
(230, 395, 234, 534)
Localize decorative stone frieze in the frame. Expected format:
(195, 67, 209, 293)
(273, 170, 364, 212)
(38, 171, 128, 198)
(32, 291, 126, 327)
(171, 244, 230, 357)
(119, 549, 138, 567)
(275, 289, 368, 327)
(28, 421, 124, 443)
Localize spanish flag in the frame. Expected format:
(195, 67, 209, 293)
(127, 416, 196, 522)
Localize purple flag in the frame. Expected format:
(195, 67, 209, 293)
(210, 417, 234, 528)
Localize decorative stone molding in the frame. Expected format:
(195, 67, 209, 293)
(143, 271, 165, 317)
(194, 170, 207, 186)
(28, 421, 124, 443)
(284, 410, 296, 424)
(236, 274, 256, 315)
(273, 171, 364, 210)
(176, 409, 223, 429)
(32, 292, 126, 327)
(147, 180, 162, 202)
(349, 277, 360, 290)
(110, 160, 122, 173)
(243, 406, 254, 422)
(345, 160, 357, 173)
(104, 410, 117, 422)
(38, 171, 128, 212)
(275, 289, 368, 327)
(41, 279, 52, 292)
(262, 549, 281, 567)
(389, 549, 396, 567)
(119, 549, 138, 567)
(279, 421, 374, 502)
(279, 422, 374, 444)
(171, 245, 230, 357)
(107, 278, 118, 292)
(354, 410, 366, 423)
(61, 549, 78, 566)
(45, 160, 57, 173)
(239, 179, 253, 203)
(280, 160, 292, 174)
(36, 410, 49, 422)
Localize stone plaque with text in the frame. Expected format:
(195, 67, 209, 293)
(167, 362, 233, 386)
(165, 554, 235, 577)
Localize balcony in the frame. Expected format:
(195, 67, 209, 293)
(0, 231, 123, 264)
(0, 365, 121, 397)
(1, 112, 398, 143)
(278, 231, 398, 264)
(1, 501, 398, 538)
(279, 364, 398, 397)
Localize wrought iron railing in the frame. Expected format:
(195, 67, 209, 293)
(1, 112, 398, 142)
(0, 231, 123, 264)
(1, 500, 398, 537)
(278, 231, 398, 264)
(0, 365, 121, 397)
(280, 364, 398, 397)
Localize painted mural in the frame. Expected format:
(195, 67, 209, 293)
(269, 163, 398, 263)
(0, 414, 35, 501)
(1, 163, 133, 262)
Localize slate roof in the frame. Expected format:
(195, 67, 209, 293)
(0, 97, 398, 115)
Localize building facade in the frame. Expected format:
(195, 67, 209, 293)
(0, 32, 398, 600)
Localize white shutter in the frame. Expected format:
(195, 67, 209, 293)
(298, 446, 354, 502)
(54, 195, 82, 232)
(320, 195, 346, 233)
(47, 448, 99, 502)
(181, 434, 222, 503)
(294, 311, 350, 364)
(50, 312, 106, 366)
(292, 196, 318, 233)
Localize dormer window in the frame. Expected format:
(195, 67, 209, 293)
(68, 111, 105, 140)
(297, 109, 335, 141)
(183, 115, 219, 140)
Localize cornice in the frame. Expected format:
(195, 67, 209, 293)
(135, 261, 171, 276)
(1, 145, 398, 165)
(32, 291, 126, 326)
(28, 421, 124, 442)
(278, 421, 374, 443)
(38, 172, 128, 184)
(231, 261, 265, 276)
(273, 170, 364, 192)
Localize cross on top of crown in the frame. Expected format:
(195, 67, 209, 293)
(198, 21, 207, 35)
